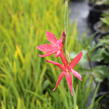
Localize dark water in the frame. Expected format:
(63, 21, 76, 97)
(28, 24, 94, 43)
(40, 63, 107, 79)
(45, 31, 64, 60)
(70, 2, 109, 109)
(69, 1, 90, 36)
(69, 1, 94, 106)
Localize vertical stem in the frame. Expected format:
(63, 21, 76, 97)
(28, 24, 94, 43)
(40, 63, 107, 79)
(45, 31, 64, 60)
(59, 0, 69, 66)
(64, 0, 69, 54)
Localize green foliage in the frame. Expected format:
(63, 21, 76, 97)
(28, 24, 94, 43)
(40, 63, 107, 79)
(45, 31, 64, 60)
(102, 11, 109, 27)
(89, 0, 109, 4)
(92, 37, 109, 63)
(90, 12, 109, 81)
(0, 0, 98, 109)
(90, 35, 109, 81)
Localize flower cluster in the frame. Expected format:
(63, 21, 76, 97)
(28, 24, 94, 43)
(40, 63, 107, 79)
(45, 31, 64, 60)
(37, 32, 82, 96)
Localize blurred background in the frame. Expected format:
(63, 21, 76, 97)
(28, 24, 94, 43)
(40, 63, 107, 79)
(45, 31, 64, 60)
(0, 0, 109, 109)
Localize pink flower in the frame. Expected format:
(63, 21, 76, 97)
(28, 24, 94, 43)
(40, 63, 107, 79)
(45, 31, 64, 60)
(37, 32, 66, 57)
(46, 52, 82, 96)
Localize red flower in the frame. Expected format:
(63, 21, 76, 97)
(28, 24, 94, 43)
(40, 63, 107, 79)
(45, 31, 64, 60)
(37, 32, 65, 57)
(46, 52, 82, 96)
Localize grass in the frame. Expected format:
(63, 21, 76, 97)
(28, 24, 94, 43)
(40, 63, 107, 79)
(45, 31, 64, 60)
(0, 0, 99, 109)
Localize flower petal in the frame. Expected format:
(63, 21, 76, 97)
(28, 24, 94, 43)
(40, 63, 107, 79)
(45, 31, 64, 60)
(46, 60, 65, 71)
(60, 50, 68, 66)
(37, 44, 55, 52)
(70, 52, 82, 68)
(46, 32, 57, 44)
(71, 69, 82, 81)
(53, 72, 65, 91)
(39, 50, 56, 57)
(65, 72, 73, 96)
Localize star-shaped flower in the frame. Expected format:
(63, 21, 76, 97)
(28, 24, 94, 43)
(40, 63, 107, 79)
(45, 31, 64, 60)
(46, 52, 82, 96)
(37, 32, 66, 57)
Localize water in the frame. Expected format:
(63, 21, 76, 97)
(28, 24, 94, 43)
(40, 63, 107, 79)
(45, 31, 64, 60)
(69, 1, 90, 36)
(69, 1, 95, 106)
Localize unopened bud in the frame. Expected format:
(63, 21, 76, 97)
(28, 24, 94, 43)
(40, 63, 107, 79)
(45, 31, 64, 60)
(61, 31, 66, 45)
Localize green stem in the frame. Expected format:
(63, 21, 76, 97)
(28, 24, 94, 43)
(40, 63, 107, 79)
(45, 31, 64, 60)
(64, 0, 69, 51)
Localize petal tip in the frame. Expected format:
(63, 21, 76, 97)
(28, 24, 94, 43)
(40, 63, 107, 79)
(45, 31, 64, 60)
(71, 91, 74, 96)
(80, 77, 82, 81)
(46, 60, 49, 63)
(46, 31, 51, 36)
(38, 54, 45, 57)
(36, 46, 40, 49)
(53, 88, 56, 91)
(80, 52, 83, 57)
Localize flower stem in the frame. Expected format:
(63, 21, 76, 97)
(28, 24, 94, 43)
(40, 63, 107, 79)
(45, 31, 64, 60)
(64, 0, 69, 51)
